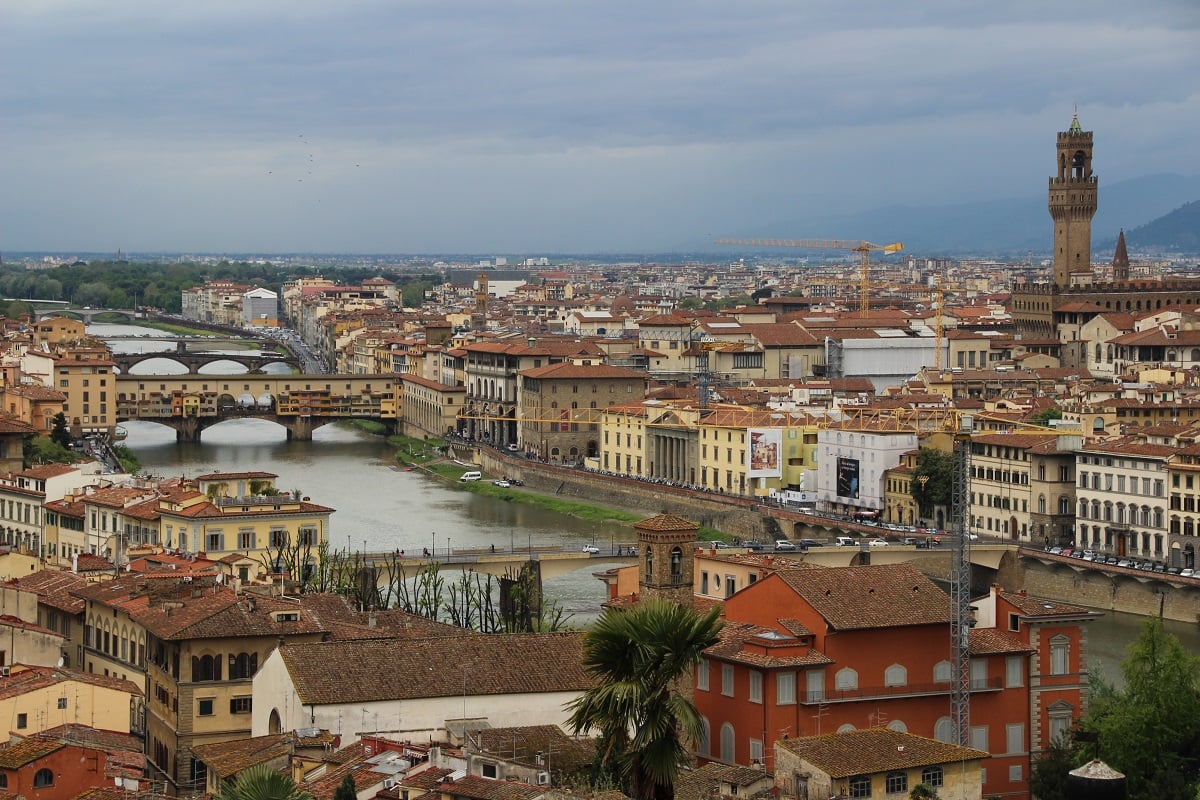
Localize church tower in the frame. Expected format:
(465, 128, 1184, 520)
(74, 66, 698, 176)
(1049, 112, 1098, 287)
(635, 513, 699, 607)
(470, 272, 489, 331)
(1111, 229, 1130, 282)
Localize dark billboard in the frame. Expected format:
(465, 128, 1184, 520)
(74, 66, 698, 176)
(836, 457, 860, 499)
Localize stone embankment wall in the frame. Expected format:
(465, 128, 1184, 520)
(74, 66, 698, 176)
(1009, 556, 1200, 624)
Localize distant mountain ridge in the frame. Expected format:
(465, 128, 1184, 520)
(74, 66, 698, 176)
(1125, 200, 1200, 253)
(734, 173, 1200, 257)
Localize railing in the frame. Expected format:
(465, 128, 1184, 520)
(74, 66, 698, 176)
(801, 677, 1002, 704)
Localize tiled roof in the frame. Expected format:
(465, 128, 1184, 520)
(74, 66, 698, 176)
(706, 621, 833, 669)
(5, 569, 87, 614)
(0, 737, 64, 768)
(634, 513, 700, 532)
(38, 724, 142, 755)
(775, 564, 951, 631)
(778, 728, 988, 778)
(297, 593, 472, 641)
(280, 632, 592, 705)
(999, 591, 1094, 619)
(193, 733, 291, 778)
(466, 725, 594, 773)
(969, 628, 1035, 655)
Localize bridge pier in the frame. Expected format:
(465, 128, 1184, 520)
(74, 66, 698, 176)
(287, 417, 314, 442)
(176, 416, 205, 443)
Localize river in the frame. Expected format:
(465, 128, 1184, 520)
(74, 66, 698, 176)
(95, 323, 1200, 675)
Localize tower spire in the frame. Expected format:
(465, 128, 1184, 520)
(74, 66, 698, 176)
(1112, 229, 1130, 282)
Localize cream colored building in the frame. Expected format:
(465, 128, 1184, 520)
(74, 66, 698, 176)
(1076, 435, 1172, 561)
(0, 664, 142, 737)
(21, 343, 118, 435)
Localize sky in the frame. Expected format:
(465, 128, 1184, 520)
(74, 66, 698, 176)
(2, 1, 1197, 255)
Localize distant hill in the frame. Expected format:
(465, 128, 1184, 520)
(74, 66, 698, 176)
(1124, 200, 1200, 253)
(726, 173, 1200, 257)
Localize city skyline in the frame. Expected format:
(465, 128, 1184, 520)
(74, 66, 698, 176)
(2, 1, 1197, 255)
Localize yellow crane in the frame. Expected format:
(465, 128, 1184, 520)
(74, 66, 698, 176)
(715, 238, 904, 316)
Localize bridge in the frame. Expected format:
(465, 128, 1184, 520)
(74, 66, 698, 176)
(34, 306, 135, 323)
(109, 338, 298, 374)
(115, 373, 398, 441)
(360, 546, 629, 582)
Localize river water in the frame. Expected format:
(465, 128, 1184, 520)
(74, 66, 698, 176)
(95, 324, 1200, 675)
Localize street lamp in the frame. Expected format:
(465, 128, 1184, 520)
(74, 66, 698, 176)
(431, 531, 436, 559)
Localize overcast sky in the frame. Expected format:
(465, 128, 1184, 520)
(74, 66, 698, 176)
(2, 1, 1197, 255)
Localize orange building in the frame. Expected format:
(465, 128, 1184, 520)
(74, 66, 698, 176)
(695, 563, 1095, 800)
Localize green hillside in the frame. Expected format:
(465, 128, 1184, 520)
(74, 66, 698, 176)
(1127, 199, 1200, 252)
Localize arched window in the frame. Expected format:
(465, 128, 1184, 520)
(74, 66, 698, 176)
(1078, 499, 1088, 518)
(0, 773, 7, 788)
(834, 667, 858, 691)
(884, 664, 907, 687)
(698, 717, 711, 756)
(921, 766, 944, 788)
(1094, 343, 1102, 362)
(934, 716, 954, 742)
(933, 660, 952, 683)
(719, 723, 735, 763)
(670, 546, 683, 583)
(192, 654, 220, 682)
(269, 708, 282, 734)
(836, 723, 856, 734)
(34, 769, 54, 788)
(231, 652, 258, 680)
(1059, 496, 1071, 515)
(1038, 495, 1046, 514)
(887, 719, 908, 733)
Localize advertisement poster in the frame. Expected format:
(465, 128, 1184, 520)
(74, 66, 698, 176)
(747, 428, 783, 478)
(836, 456, 860, 499)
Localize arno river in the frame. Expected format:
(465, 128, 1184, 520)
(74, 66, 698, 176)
(97, 324, 1200, 680)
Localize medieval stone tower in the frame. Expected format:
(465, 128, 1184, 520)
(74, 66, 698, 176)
(635, 513, 699, 607)
(1049, 112, 1098, 287)
(471, 272, 489, 330)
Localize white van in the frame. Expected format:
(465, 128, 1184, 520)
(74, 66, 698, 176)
(835, 536, 857, 547)
(458, 471, 482, 482)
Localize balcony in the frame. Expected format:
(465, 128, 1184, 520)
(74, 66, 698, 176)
(800, 677, 1002, 705)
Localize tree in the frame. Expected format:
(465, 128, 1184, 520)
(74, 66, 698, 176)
(910, 446, 953, 518)
(1029, 730, 1079, 800)
(49, 412, 72, 449)
(567, 600, 723, 800)
(215, 764, 313, 800)
(1030, 408, 1064, 425)
(1080, 617, 1200, 799)
(333, 774, 356, 800)
(909, 784, 939, 800)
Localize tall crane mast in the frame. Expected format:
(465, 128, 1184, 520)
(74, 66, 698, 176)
(950, 413, 975, 747)
(715, 238, 904, 316)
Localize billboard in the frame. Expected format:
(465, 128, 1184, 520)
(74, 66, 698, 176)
(747, 428, 783, 478)
(836, 456, 861, 499)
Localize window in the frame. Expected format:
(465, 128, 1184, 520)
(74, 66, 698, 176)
(16, 713, 26, 729)
(921, 766, 943, 788)
(33, 768, 54, 788)
(697, 659, 710, 691)
(885, 772, 908, 794)
(722, 664, 734, 696)
(749, 670, 762, 703)
(206, 532, 223, 552)
(239, 530, 254, 550)
(198, 698, 215, 716)
(57, 696, 67, 709)
(1006, 723, 1025, 755)
(720, 723, 735, 762)
(848, 775, 871, 797)
(0, 774, 6, 789)
(934, 717, 953, 743)
(933, 660, 952, 683)
(230, 696, 252, 714)
(970, 725, 989, 752)
(1006, 656, 1024, 688)
(1050, 635, 1070, 675)
(749, 738, 763, 764)
(1008, 613, 1020, 632)
(884, 663, 907, 687)
(970, 658, 988, 689)
(482, 763, 497, 779)
(777, 671, 796, 704)
(835, 667, 858, 691)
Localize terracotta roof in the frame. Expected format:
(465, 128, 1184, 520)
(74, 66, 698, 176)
(520, 363, 647, 380)
(0, 615, 64, 638)
(38, 724, 142, 755)
(999, 591, 1095, 619)
(634, 513, 700, 533)
(775, 564, 952, 631)
(706, 621, 833, 669)
(193, 733, 291, 778)
(0, 737, 64, 769)
(5, 569, 87, 614)
(0, 666, 141, 702)
(466, 725, 594, 773)
(778, 728, 988, 778)
(969, 628, 1035, 655)
(279, 632, 592, 705)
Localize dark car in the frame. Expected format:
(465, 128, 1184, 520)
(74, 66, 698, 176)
(799, 538, 825, 548)
(742, 540, 765, 551)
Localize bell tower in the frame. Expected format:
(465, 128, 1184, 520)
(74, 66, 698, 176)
(1049, 111, 1098, 288)
(635, 513, 699, 607)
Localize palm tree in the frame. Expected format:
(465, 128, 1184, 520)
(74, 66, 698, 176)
(215, 764, 314, 800)
(567, 599, 723, 800)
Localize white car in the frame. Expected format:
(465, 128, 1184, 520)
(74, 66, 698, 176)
(492, 479, 511, 488)
(1181, 568, 1195, 578)
(581, 544, 600, 554)
(868, 538, 890, 547)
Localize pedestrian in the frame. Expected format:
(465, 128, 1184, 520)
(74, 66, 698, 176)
(490, 543, 495, 554)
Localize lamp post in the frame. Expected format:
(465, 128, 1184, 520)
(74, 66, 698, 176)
(446, 536, 451, 560)
(431, 531, 436, 560)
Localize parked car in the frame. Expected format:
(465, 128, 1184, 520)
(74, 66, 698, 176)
(799, 538, 825, 548)
(742, 540, 765, 551)
(506, 443, 519, 451)
(774, 539, 798, 551)
(492, 479, 511, 488)
(868, 538, 890, 547)
(581, 544, 600, 554)
(709, 540, 731, 549)
(1181, 568, 1195, 578)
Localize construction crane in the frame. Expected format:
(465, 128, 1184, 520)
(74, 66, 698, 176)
(715, 238, 904, 316)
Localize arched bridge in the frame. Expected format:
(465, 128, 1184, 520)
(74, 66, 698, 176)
(35, 306, 134, 323)
(111, 339, 297, 374)
(116, 373, 398, 441)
